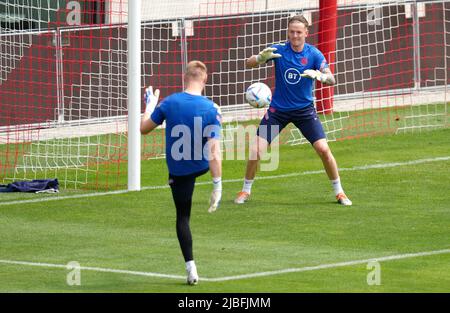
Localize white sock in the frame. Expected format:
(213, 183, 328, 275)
(186, 260, 196, 271)
(212, 177, 222, 191)
(242, 178, 254, 194)
(331, 177, 344, 196)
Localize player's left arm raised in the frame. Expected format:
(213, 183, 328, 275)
(140, 86, 160, 134)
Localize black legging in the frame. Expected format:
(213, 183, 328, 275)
(169, 168, 208, 262)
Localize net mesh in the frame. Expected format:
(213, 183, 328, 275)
(0, 0, 448, 189)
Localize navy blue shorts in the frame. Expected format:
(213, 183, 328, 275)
(256, 105, 326, 144)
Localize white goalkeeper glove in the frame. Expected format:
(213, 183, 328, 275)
(256, 47, 282, 64)
(208, 177, 222, 213)
(300, 69, 328, 83)
(144, 86, 160, 114)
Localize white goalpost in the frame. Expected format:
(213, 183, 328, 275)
(127, 0, 141, 191)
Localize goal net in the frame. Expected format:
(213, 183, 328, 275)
(0, 0, 448, 190)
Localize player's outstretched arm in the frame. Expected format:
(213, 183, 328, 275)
(140, 86, 160, 134)
(300, 68, 336, 85)
(246, 47, 281, 68)
(207, 137, 222, 213)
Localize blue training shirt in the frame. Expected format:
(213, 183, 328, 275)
(150, 92, 222, 176)
(269, 42, 328, 111)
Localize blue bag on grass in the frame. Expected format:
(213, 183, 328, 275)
(0, 179, 59, 193)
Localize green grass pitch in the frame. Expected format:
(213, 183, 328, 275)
(0, 128, 449, 292)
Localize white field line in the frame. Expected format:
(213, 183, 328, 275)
(0, 156, 449, 207)
(0, 259, 185, 280)
(206, 248, 450, 282)
(1, 248, 449, 282)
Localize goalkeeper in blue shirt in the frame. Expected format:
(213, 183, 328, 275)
(141, 61, 222, 285)
(235, 15, 352, 206)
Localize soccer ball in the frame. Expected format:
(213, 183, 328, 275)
(245, 82, 272, 109)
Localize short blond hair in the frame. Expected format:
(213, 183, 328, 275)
(288, 15, 309, 28)
(185, 60, 208, 83)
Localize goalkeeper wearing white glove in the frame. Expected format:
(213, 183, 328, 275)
(236, 15, 352, 208)
(300, 68, 335, 85)
(141, 61, 224, 285)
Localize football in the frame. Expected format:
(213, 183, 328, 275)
(245, 82, 272, 108)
